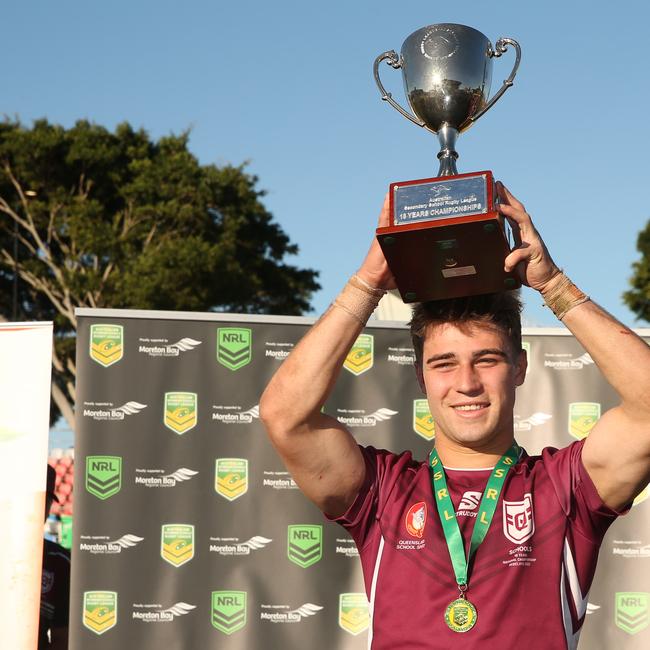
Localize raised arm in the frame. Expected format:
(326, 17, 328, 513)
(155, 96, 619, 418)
(259, 196, 396, 517)
(498, 182, 650, 510)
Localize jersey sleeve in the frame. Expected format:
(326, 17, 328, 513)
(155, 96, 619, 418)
(326, 445, 415, 551)
(542, 439, 625, 540)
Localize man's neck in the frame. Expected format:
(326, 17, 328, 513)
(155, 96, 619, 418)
(433, 435, 516, 469)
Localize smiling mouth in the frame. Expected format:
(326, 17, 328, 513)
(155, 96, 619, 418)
(452, 403, 489, 412)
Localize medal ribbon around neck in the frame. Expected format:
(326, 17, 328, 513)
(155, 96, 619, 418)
(429, 443, 519, 632)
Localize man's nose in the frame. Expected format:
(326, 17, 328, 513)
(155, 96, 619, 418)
(456, 363, 482, 394)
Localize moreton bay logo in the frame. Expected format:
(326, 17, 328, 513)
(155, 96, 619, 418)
(135, 467, 199, 488)
(212, 591, 247, 635)
(90, 324, 123, 367)
(86, 456, 122, 500)
(83, 401, 147, 421)
(217, 328, 252, 371)
(413, 399, 435, 440)
(138, 337, 202, 357)
(164, 392, 197, 434)
(336, 407, 398, 428)
(568, 402, 601, 440)
(260, 603, 323, 623)
(215, 459, 248, 501)
(209, 536, 272, 556)
(79, 534, 144, 555)
(212, 404, 259, 424)
(83, 591, 117, 635)
(344, 334, 374, 376)
(544, 351, 594, 370)
(287, 525, 322, 568)
(615, 592, 649, 635)
(132, 602, 196, 623)
(161, 524, 194, 567)
(339, 593, 369, 636)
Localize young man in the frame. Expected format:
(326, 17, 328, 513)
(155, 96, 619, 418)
(259, 183, 650, 648)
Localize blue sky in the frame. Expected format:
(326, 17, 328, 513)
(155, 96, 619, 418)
(5, 0, 650, 331)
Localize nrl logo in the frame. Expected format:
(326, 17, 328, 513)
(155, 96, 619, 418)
(132, 602, 196, 623)
(83, 591, 117, 635)
(413, 399, 435, 440)
(79, 534, 144, 554)
(212, 591, 247, 635)
(339, 593, 369, 635)
(287, 525, 322, 568)
(212, 404, 259, 424)
(217, 328, 252, 371)
(514, 412, 552, 432)
(503, 493, 534, 544)
(568, 402, 601, 440)
(86, 456, 122, 500)
(344, 334, 374, 376)
(544, 352, 594, 370)
(336, 407, 398, 428)
(164, 392, 197, 434)
(83, 401, 147, 421)
(260, 603, 323, 623)
(138, 337, 202, 357)
(215, 458, 248, 501)
(90, 324, 123, 368)
(209, 536, 272, 556)
(135, 467, 199, 488)
(615, 592, 649, 635)
(161, 524, 194, 567)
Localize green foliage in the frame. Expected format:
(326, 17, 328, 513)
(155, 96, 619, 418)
(624, 221, 650, 323)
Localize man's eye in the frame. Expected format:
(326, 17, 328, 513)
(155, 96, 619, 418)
(477, 357, 498, 365)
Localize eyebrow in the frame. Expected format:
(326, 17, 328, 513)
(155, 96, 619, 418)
(425, 348, 510, 364)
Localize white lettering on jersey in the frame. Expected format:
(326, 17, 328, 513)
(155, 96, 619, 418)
(503, 493, 535, 543)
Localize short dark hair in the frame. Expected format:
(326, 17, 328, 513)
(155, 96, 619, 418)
(409, 291, 523, 365)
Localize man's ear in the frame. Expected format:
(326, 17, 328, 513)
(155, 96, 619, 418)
(415, 363, 426, 394)
(514, 348, 527, 386)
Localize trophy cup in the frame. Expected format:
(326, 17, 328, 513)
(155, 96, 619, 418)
(374, 24, 522, 302)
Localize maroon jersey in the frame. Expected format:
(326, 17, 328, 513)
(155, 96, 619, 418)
(331, 440, 622, 649)
(39, 538, 71, 648)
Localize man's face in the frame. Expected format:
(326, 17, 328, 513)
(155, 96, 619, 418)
(417, 321, 526, 452)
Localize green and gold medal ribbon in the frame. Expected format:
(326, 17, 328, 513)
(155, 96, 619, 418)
(429, 442, 519, 632)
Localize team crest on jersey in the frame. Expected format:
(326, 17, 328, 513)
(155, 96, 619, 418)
(405, 501, 427, 538)
(41, 569, 54, 594)
(503, 493, 535, 544)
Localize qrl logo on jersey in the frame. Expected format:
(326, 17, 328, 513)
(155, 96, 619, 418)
(503, 493, 534, 544)
(405, 502, 427, 538)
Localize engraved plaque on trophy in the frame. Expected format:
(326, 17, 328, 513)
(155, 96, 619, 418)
(373, 23, 522, 302)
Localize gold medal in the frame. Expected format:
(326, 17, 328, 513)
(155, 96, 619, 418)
(444, 597, 477, 633)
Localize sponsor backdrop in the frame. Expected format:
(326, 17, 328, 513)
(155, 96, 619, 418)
(70, 309, 650, 649)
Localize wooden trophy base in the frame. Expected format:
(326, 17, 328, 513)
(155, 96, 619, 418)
(376, 170, 520, 303)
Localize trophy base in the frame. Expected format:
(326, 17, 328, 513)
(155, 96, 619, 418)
(376, 171, 520, 303)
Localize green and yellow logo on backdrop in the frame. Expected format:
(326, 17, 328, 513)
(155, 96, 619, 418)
(339, 593, 369, 635)
(161, 524, 194, 567)
(86, 456, 122, 500)
(413, 399, 435, 440)
(83, 591, 117, 635)
(164, 392, 197, 434)
(615, 592, 649, 635)
(211, 591, 247, 634)
(287, 525, 322, 568)
(344, 334, 374, 376)
(217, 328, 252, 371)
(90, 324, 123, 367)
(215, 458, 248, 501)
(568, 402, 601, 440)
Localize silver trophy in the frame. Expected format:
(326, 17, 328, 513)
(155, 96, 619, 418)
(373, 24, 522, 302)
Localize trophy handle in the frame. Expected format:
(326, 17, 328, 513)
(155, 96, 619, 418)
(469, 38, 522, 123)
(373, 50, 426, 128)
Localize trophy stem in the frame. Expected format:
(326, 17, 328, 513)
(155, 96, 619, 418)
(436, 125, 459, 177)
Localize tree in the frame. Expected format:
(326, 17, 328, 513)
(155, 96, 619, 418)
(623, 221, 650, 323)
(0, 119, 320, 430)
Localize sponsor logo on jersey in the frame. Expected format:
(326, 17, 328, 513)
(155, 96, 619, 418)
(514, 412, 552, 432)
(344, 334, 374, 375)
(457, 491, 482, 517)
(161, 524, 194, 567)
(335, 538, 359, 558)
(387, 346, 416, 366)
(260, 603, 323, 623)
(503, 493, 535, 544)
(615, 592, 649, 635)
(405, 501, 427, 538)
(80, 534, 144, 554)
(612, 540, 650, 559)
(83, 591, 117, 635)
(413, 399, 435, 440)
(568, 402, 601, 440)
(215, 458, 248, 501)
(212, 404, 259, 424)
(544, 351, 594, 370)
(164, 392, 197, 434)
(209, 536, 272, 556)
(265, 340, 294, 360)
(211, 591, 247, 635)
(339, 593, 369, 635)
(138, 336, 202, 357)
(90, 324, 123, 367)
(217, 328, 252, 371)
(132, 602, 196, 622)
(135, 467, 198, 488)
(262, 470, 299, 490)
(287, 525, 322, 568)
(86, 456, 122, 500)
(336, 407, 398, 428)
(83, 400, 147, 421)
